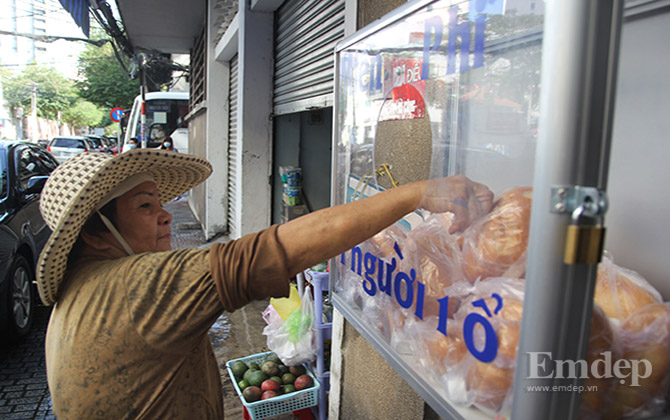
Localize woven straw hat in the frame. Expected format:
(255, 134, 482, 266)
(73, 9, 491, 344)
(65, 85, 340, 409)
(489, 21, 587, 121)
(36, 149, 212, 305)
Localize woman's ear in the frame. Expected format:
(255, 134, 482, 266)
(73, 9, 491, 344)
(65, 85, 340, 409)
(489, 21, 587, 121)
(79, 229, 114, 251)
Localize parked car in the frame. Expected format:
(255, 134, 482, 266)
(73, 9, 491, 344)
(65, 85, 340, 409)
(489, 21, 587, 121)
(99, 135, 119, 154)
(47, 136, 93, 164)
(105, 136, 120, 155)
(0, 140, 57, 340)
(83, 135, 107, 153)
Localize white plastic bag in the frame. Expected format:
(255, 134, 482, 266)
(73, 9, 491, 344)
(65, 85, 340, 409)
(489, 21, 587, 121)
(263, 285, 317, 366)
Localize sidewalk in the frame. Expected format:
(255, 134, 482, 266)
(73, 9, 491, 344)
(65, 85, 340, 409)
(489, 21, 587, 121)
(164, 198, 300, 420)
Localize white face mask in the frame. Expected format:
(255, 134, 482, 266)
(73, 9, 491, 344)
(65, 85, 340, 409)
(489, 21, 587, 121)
(163, 142, 171, 148)
(127, 144, 137, 149)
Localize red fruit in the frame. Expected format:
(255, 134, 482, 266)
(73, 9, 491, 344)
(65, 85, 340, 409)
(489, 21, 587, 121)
(261, 390, 278, 400)
(294, 374, 314, 390)
(261, 379, 280, 392)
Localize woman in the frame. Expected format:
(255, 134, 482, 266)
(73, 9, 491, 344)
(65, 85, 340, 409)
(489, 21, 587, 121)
(37, 149, 492, 419)
(160, 136, 177, 152)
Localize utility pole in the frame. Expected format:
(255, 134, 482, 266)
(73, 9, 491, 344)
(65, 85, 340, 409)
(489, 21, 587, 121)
(31, 84, 37, 141)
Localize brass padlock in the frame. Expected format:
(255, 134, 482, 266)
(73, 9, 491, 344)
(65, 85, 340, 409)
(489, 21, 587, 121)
(564, 206, 606, 265)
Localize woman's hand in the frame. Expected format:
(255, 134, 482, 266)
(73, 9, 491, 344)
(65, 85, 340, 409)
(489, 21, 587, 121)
(418, 175, 494, 233)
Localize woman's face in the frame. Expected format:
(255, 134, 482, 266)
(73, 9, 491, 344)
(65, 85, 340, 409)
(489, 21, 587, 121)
(114, 181, 173, 253)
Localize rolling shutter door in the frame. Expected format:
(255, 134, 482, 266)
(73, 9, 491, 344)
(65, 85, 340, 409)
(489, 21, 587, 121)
(273, 0, 345, 115)
(227, 54, 240, 238)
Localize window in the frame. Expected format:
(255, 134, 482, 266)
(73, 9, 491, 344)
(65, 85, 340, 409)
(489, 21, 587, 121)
(85, 136, 102, 148)
(31, 146, 58, 173)
(189, 26, 206, 109)
(51, 138, 88, 149)
(17, 148, 41, 190)
(132, 99, 189, 147)
(16, 146, 57, 191)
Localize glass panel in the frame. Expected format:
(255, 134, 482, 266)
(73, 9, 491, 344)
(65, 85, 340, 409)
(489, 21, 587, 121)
(333, 0, 544, 417)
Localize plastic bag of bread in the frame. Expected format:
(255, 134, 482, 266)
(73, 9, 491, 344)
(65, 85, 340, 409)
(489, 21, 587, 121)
(461, 187, 532, 282)
(400, 213, 466, 319)
(579, 305, 621, 419)
(404, 315, 467, 391)
(366, 223, 407, 260)
(603, 303, 670, 420)
(594, 253, 663, 321)
(446, 277, 526, 414)
(440, 278, 616, 417)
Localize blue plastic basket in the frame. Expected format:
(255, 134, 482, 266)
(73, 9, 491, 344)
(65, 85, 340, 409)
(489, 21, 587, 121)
(226, 351, 320, 420)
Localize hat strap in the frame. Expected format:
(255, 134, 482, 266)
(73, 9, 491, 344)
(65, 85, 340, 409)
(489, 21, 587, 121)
(96, 210, 135, 256)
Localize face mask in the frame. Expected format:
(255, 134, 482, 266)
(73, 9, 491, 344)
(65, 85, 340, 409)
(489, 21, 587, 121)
(128, 144, 137, 149)
(163, 142, 172, 148)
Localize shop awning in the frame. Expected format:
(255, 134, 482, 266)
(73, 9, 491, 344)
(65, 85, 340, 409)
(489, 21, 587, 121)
(115, 0, 206, 53)
(58, 0, 90, 37)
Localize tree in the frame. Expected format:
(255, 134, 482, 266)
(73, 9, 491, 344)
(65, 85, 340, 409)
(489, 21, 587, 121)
(3, 64, 76, 119)
(62, 100, 104, 127)
(76, 36, 140, 110)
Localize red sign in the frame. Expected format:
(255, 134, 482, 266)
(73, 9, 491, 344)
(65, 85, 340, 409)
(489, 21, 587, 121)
(110, 107, 125, 122)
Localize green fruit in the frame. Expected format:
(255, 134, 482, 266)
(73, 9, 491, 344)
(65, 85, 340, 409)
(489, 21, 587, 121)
(270, 376, 282, 385)
(231, 361, 248, 380)
(243, 386, 262, 403)
(261, 361, 279, 376)
(281, 373, 296, 385)
(266, 353, 281, 364)
(247, 370, 269, 387)
(243, 368, 256, 383)
(281, 384, 296, 394)
(238, 379, 249, 391)
(247, 362, 260, 371)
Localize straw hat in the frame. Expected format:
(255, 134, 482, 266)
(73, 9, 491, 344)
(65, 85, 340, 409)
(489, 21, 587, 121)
(36, 149, 212, 305)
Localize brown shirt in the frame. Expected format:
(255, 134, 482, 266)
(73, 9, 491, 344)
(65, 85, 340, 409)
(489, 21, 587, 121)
(46, 226, 289, 419)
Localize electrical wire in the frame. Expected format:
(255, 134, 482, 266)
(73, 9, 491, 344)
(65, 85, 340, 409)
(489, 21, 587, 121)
(0, 28, 108, 46)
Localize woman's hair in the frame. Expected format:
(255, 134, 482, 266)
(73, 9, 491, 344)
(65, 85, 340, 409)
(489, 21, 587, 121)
(68, 199, 117, 265)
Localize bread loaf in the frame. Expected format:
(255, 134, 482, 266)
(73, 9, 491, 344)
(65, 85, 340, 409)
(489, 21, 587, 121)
(604, 303, 670, 420)
(462, 187, 532, 281)
(594, 257, 662, 320)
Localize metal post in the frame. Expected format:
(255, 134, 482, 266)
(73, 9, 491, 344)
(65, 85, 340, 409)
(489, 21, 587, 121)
(139, 54, 148, 149)
(511, 1, 623, 419)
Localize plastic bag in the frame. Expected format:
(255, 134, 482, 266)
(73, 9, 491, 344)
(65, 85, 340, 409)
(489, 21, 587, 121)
(602, 303, 670, 420)
(461, 187, 532, 282)
(263, 285, 316, 366)
(270, 283, 302, 321)
(594, 252, 663, 321)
